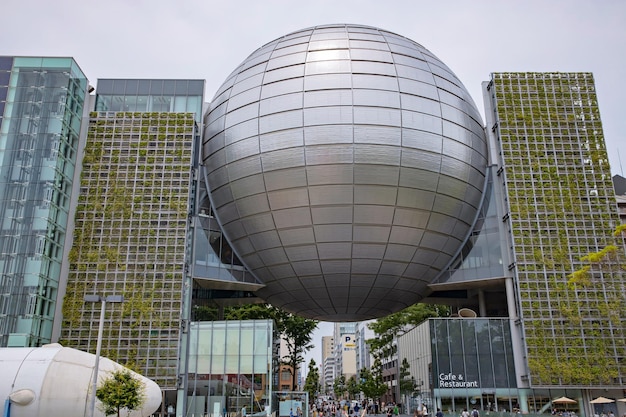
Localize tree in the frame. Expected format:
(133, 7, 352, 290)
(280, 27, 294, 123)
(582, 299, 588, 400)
(96, 369, 146, 417)
(333, 374, 347, 399)
(303, 359, 321, 404)
(398, 358, 417, 396)
(219, 304, 318, 390)
(366, 304, 448, 404)
(358, 367, 387, 402)
(275, 309, 318, 389)
(367, 304, 449, 363)
(346, 375, 360, 400)
(398, 358, 418, 412)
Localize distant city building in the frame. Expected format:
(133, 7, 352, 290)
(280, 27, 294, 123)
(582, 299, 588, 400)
(333, 322, 357, 380)
(278, 336, 297, 391)
(613, 174, 626, 196)
(321, 335, 335, 394)
(355, 320, 374, 372)
(613, 175, 626, 246)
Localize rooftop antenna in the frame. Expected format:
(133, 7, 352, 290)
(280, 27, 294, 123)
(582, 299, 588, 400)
(617, 148, 624, 177)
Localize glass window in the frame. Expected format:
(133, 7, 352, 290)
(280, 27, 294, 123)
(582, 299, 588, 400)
(152, 96, 171, 112)
(173, 96, 187, 112)
(163, 80, 176, 95)
(187, 96, 202, 120)
(134, 96, 149, 112)
(188, 80, 204, 94)
(150, 80, 163, 95)
(175, 80, 188, 95)
(0, 56, 13, 70)
(0, 72, 11, 86)
(96, 79, 113, 94)
(137, 79, 151, 94)
(125, 79, 138, 95)
(112, 80, 126, 94)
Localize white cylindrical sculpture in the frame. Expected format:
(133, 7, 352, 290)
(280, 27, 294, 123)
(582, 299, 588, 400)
(0, 343, 161, 417)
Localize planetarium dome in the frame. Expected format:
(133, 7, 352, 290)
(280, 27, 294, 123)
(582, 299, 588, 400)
(202, 24, 488, 321)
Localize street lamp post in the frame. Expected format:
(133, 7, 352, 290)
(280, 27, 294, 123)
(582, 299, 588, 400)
(84, 294, 124, 417)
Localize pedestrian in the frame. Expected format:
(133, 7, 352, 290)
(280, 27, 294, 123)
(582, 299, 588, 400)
(436, 409, 444, 417)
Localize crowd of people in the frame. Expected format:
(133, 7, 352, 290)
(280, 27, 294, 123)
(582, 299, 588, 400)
(309, 399, 404, 417)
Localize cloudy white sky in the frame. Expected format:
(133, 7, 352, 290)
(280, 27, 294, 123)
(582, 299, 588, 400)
(4, 0, 625, 370)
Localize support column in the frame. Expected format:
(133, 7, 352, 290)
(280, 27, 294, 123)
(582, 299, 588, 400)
(478, 289, 487, 317)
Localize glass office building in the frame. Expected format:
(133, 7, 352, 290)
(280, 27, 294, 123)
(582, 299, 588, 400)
(0, 56, 88, 347)
(399, 319, 587, 417)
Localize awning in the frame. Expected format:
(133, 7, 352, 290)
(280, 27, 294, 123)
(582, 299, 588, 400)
(590, 397, 615, 404)
(552, 397, 577, 404)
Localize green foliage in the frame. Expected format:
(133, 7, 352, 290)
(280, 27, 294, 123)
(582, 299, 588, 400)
(192, 305, 220, 321)
(333, 374, 347, 399)
(530, 223, 626, 385)
(358, 367, 387, 401)
(96, 369, 146, 417)
(303, 359, 321, 403)
(275, 309, 318, 389)
(367, 304, 449, 363)
(346, 375, 360, 400)
(398, 358, 417, 396)
(223, 303, 278, 320)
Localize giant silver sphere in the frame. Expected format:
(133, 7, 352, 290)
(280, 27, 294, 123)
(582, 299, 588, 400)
(203, 24, 488, 321)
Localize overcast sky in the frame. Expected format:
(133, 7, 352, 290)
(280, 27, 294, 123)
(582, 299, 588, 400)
(4, 0, 625, 372)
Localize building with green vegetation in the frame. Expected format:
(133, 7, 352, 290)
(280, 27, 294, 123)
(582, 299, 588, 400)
(399, 73, 624, 417)
(59, 79, 204, 404)
(486, 72, 624, 388)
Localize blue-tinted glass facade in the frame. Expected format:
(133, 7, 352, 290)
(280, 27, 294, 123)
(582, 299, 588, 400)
(95, 78, 204, 122)
(185, 320, 274, 417)
(399, 319, 588, 417)
(0, 56, 87, 347)
(430, 319, 516, 392)
(436, 169, 506, 283)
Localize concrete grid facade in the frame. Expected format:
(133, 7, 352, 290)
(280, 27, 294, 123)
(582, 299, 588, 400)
(485, 72, 625, 387)
(59, 79, 201, 390)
